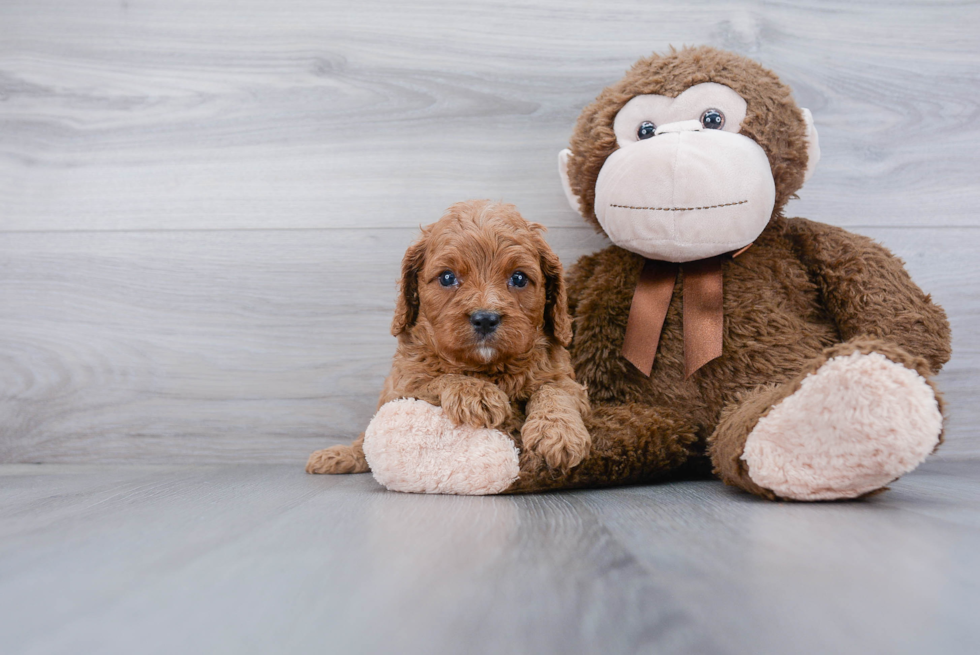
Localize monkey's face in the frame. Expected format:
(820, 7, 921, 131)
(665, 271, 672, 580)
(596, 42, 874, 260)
(595, 83, 774, 262)
(560, 52, 820, 263)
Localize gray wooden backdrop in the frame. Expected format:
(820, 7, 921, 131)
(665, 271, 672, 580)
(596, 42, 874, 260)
(1, 0, 977, 464)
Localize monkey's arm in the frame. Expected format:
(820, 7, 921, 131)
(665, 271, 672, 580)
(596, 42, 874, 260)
(785, 217, 951, 373)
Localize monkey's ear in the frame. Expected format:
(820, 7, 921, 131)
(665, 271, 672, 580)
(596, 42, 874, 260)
(801, 108, 821, 183)
(391, 231, 428, 336)
(558, 149, 586, 219)
(535, 230, 572, 347)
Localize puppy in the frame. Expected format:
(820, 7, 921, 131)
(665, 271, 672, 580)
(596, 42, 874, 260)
(306, 199, 591, 476)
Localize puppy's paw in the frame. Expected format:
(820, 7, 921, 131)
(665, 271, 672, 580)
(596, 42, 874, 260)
(521, 412, 591, 472)
(440, 378, 512, 429)
(306, 445, 370, 474)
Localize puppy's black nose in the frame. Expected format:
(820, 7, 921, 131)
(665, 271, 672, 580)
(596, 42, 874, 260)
(470, 310, 501, 336)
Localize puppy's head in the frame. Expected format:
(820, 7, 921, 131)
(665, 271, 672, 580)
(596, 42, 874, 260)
(392, 200, 571, 368)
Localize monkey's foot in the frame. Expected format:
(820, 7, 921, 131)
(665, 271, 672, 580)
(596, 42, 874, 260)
(741, 351, 943, 500)
(362, 399, 520, 495)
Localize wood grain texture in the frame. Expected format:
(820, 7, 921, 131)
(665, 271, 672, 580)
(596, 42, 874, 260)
(0, 0, 978, 231)
(1, 226, 976, 462)
(0, 227, 607, 463)
(1, 462, 978, 654)
(0, 0, 978, 463)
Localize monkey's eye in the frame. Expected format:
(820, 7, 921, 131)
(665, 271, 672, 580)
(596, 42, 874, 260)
(509, 271, 529, 288)
(438, 271, 458, 287)
(636, 121, 657, 140)
(701, 109, 725, 130)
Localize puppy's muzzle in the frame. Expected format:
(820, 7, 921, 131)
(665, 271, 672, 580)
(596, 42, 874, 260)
(469, 310, 501, 338)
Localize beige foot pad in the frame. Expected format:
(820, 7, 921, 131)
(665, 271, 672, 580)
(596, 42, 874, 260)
(742, 351, 943, 500)
(362, 399, 520, 495)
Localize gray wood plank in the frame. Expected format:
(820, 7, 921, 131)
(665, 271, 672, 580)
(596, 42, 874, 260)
(0, 0, 977, 232)
(0, 0, 978, 464)
(576, 460, 980, 655)
(1, 462, 977, 655)
(0, 227, 606, 463)
(1, 226, 976, 463)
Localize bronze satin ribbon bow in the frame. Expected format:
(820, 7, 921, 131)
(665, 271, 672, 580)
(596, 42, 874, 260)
(622, 247, 750, 379)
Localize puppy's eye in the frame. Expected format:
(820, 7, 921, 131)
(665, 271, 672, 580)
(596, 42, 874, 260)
(438, 271, 457, 287)
(637, 121, 657, 140)
(509, 271, 529, 288)
(701, 109, 725, 130)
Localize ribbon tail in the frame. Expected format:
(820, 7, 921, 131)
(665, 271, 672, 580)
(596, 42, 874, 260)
(682, 256, 724, 379)
(622, 259, 677, 376)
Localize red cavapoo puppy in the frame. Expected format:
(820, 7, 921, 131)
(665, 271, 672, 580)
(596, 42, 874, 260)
(307, 199, 590, 476)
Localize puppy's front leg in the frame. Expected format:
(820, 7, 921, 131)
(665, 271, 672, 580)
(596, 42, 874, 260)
(421, 374, 511, 430)
(306, 432, 370, 474)
(521, 380, 591, 471)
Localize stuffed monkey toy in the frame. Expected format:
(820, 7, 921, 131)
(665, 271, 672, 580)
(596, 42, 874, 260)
(340, 46, 952, 500)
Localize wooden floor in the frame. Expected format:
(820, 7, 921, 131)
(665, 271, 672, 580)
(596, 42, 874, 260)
(2, 462, 978, 655)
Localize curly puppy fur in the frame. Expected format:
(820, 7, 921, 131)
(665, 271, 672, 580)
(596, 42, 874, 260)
(508, 46, 952, 497)
(307, 200, 590, 476)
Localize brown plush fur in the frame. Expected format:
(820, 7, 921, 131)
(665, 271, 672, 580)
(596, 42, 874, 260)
(509, 46, 952, 497)
(306, 200, 590, 476)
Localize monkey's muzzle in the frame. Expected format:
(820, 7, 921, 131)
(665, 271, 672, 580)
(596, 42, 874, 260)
(593, 123, 776, 263)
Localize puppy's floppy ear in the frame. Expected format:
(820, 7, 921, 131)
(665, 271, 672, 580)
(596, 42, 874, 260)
(391, 229, 429, 336)
(531, 225, 572, 347)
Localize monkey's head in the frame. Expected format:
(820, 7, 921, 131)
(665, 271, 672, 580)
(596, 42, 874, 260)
(559, 46, 819, 263)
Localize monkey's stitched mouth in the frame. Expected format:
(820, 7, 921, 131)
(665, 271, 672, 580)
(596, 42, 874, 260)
(610, 200, 748, 212)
